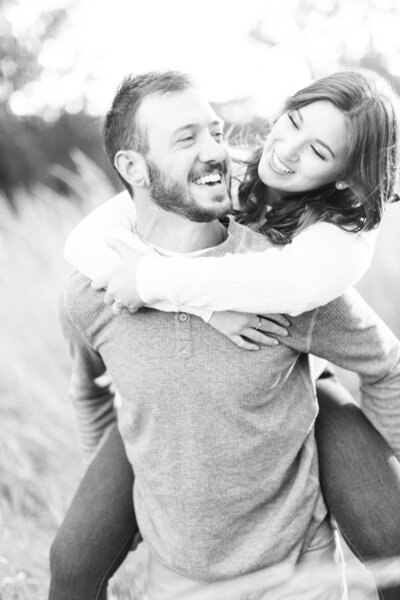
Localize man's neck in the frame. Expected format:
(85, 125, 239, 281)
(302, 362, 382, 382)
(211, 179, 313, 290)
(134, 199, 228, 253)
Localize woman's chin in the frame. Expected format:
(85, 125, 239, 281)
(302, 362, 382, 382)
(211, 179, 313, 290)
(259, 169, 295, 192)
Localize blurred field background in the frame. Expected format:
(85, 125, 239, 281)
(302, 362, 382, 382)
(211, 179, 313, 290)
(1, 0, 400, 598)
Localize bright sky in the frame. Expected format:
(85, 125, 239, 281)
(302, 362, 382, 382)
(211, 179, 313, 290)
(6, 0, 400, 121)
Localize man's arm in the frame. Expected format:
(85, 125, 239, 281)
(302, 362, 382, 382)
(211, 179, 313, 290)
(306, 288, 400, 460)
(60, 283, 117, 459)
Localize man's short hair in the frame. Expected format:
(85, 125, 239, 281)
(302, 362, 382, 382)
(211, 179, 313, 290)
(103, 70, 194, 172)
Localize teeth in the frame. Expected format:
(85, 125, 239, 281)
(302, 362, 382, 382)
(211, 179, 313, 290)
(193, 173, 222, 185)
(272, 151, 294, 174)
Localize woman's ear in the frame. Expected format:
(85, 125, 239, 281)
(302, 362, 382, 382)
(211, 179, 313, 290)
(335, 180, 350, 191)
(114, 150, 149, 188)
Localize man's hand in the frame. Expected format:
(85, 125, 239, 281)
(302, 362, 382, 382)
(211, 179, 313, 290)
(91, 239, 145, 313)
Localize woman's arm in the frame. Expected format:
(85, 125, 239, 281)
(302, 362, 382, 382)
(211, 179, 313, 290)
(136, 223, 377, 315)
(64, 191, 138, 280)
(65, 193, 377, 317)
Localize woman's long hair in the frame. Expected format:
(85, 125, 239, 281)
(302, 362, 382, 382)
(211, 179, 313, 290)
(237, 69, 400, 245)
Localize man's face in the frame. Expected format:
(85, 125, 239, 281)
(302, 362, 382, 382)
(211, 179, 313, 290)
(137, 88, 232, 222)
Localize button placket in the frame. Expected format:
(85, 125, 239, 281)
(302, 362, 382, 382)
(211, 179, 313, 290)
(175, 313, 192, 357)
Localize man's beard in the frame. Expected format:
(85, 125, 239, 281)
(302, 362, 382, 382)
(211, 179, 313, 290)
(145, 159, 232, 223)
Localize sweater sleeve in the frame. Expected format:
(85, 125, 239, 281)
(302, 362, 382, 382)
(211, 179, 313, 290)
(59, 281, 118, 459)
(137, 223, 377, 316)
(306, 289, 400, 460)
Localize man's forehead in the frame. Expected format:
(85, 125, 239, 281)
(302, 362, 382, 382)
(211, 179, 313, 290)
(137, 88, 222, 136)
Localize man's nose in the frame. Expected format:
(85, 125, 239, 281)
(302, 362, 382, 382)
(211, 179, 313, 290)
(198, 133, 227, 164)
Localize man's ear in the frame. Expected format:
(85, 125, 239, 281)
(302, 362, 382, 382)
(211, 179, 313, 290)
(114, 150, 149, 188)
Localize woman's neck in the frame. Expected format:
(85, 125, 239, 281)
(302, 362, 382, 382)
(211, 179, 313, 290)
(265, 186, 284, 207)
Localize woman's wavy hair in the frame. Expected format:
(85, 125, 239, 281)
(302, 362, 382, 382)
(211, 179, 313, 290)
(237, 69, 400, 245)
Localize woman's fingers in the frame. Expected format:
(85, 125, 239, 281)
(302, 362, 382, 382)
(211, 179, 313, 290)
(242, 328, 280, 346)
(256, 317, 289, 338)
(230, 335, 259, 351)
(261, 313, 291, 328)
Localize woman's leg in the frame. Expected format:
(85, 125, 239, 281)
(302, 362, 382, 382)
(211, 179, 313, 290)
(315, 374, 400, 600)
(49, 424, 138, 600)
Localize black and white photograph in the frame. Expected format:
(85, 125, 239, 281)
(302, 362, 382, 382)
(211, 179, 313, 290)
(1, 1, 400, 598)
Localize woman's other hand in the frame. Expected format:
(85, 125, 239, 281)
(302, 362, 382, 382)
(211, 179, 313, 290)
(91, 240, 144, 313)
(209, 311, 291, 351)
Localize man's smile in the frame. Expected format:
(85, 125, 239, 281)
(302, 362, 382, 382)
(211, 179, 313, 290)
(192, 171, 223, 186)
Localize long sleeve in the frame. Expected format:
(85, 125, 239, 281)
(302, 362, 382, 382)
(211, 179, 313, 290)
(59, 285, 118, 458)
(305, 289, 400, 460)
(64, 191, 138, 280)
(64, 191, 377, 317)
(64, 192, 213, 320)
(137, 223, 377, 316)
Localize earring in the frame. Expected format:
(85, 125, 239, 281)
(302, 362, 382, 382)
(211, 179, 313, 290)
(336, 182, 345, 190)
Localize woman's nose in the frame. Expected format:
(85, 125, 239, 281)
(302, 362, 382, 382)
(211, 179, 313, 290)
(279, 140, 300, 162)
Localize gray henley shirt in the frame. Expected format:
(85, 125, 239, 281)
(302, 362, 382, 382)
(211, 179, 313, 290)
(60, 219, 400, 582)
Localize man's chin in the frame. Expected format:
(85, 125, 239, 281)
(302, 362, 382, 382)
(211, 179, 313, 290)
(187, 198, 232, 222)
(191, 185, 231, 205)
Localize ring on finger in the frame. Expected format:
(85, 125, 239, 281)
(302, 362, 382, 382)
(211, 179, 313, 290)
(111, 301, 122, 315)
(255, 317, 262, 331)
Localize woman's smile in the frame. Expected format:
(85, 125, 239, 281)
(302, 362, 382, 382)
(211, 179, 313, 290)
(269, 149, 295, 175)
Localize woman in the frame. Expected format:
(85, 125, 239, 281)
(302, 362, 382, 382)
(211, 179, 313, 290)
(53, 69, 400, 600)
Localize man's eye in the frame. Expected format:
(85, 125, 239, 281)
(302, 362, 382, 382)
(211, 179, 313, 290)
(213, 132, 224, 140)
(180, 136, 194, 142)
(288, 113, 299, 129)
(311, 145, 326, 161)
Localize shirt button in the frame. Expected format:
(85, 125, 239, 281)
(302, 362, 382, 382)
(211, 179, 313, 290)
(178, 312, 189, 322)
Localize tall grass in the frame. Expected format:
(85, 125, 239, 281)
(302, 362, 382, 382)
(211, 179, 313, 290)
(1, 154, 400, 599)
(0, 154, 117, 600)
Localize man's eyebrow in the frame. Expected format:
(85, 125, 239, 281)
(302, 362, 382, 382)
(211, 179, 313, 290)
(297, 109, 335, 158)
(172, 119, 225, 136)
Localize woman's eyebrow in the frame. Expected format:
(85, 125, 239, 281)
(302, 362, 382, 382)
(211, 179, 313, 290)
(316, 139, 335, 158)
(297, 109, 335, 158)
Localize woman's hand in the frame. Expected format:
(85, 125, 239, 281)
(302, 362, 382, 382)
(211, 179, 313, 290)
(209, 311, 291, 351)
(91, 240, 144, 313)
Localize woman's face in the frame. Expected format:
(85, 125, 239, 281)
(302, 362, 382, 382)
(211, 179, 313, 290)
(258, 100, 349, 195)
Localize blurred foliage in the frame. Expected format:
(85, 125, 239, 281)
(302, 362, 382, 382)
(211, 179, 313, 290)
(0, 0, 122, 201)
(0, 0, 65, 96)
(0, 0, 118, 202)
(0, 0, 400, 202)
(0, 107, 121, 200)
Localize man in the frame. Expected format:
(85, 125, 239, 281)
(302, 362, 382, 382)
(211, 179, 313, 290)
(54, 70, 400, 599)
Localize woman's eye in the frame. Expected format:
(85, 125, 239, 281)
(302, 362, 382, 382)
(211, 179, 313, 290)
(213, 132, 224, 140)
(311, 145, 326, 161)
(288, 113, 299, 129)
